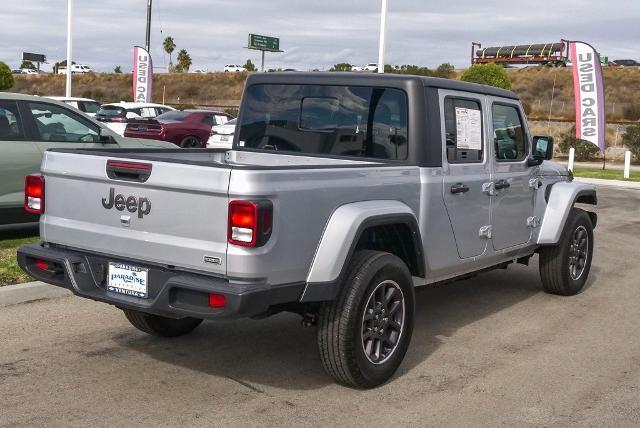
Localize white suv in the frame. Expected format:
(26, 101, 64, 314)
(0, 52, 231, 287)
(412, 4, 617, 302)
(58, 64, 93, 74)
(224, 64, 247, 73)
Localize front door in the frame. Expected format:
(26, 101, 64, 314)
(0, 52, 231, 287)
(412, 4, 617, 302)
(440, 91, 491, 259)
(489, 101, 535, 250)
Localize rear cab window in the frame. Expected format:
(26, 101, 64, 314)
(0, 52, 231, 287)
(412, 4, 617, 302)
(237, 84, 408, 160)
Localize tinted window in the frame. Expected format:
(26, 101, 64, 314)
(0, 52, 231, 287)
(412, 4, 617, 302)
(157, 111, 190, 122)
(492, 104, 527, 161)
(0, 101, 25, 141)
(28, 102, 99, 143)
(97, 106, 125, 117)
(444, 98, 483, 163)
(238, 84, 408, 160)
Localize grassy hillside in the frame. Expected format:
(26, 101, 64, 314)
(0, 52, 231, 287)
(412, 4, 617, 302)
(9, 67, 640, 122)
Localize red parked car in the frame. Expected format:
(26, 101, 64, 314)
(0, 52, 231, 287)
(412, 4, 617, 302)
(124, 110, 232, 148)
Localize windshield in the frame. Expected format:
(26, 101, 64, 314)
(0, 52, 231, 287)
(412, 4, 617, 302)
(237, 84, 408, 160)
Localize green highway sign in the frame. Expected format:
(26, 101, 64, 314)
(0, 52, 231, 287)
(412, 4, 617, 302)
(248, 34, 280, 52)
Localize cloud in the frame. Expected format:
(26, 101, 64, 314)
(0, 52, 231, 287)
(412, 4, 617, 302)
(0, 0, 638, 72)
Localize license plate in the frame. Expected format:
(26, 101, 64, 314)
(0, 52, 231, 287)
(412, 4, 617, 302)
(137, 126, 147, 131)
(107, 263, 148, 298)
(220, 135, 229, 142)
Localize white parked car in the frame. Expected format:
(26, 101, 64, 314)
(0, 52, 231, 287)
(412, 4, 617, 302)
(206, 117, 236, 149)
(21, 68, 39, 75)
(58, 64, 93, 74)
(95, 102, 175, 136)
(224, 64, 247, 73)
(46, 97, 101, 117)
(363, 63, 379, 72)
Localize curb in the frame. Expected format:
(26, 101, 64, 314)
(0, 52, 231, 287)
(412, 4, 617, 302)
(574, 177, 640, 190)
(0, 281, 71, 308)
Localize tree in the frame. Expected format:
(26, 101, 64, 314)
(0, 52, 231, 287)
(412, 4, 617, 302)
(113, 65, 122, 73)
(330, 63, 352, 72)
(0, 62, 14, 90)
(557, 126, 600, 161)
(622, 125, 640, 161)
(460, 63, 512, 89)
(20, 60, 35, 70)
(176, 49, 192, 73)
(434, 63, 455, 79)
(163, 36, 176, 67)
(243, 59, 256, 72)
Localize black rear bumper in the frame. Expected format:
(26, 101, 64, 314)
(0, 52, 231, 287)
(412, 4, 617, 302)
(17, 243, 304, 320)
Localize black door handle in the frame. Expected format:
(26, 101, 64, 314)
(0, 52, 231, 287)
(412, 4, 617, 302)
(450, 183, 470, 194)
(494, 179, 511, 190)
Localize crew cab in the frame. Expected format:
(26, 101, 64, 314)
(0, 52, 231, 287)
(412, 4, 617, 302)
(18, 73, 597, 388)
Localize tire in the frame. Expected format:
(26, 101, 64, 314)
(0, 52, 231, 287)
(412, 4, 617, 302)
(539, 208, 594, 296)
(316, 250, 415, 388)
(180, 135, 201, 148)
(122, 309, 203, 337)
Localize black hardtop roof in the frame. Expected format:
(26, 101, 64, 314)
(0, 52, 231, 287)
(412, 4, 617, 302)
(245, 71, 519, 100)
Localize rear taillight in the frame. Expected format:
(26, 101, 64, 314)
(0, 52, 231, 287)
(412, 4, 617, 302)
(228, 200, 273, 247)
(24, 174, 45, 214)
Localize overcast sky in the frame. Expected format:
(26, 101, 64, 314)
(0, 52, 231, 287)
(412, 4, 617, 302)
(2, 1, 639, 72)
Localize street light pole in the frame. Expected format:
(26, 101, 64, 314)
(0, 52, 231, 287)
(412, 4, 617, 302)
(377, 0, 387, 74)
(145, 0, 152, 53)
(65, 0, 73, 97)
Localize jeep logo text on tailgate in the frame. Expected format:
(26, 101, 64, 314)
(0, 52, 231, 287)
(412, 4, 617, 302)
(102, 188, 151, 218)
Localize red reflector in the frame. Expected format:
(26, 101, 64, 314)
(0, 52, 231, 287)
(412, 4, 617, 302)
(106, 160, 152, 170)
(35, 259, 49, 271)
(24, 174, 45, 214)
(208, 293, 227, 308)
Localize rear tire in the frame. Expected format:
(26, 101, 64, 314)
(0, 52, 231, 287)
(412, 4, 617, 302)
(539, 208, 594, 296)
(180, 136, 201, 148)
(316, 250, 415, 388)
(122, 309, 203, 337)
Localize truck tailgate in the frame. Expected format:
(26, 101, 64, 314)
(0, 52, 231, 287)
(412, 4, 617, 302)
(40, 151, 230, 275)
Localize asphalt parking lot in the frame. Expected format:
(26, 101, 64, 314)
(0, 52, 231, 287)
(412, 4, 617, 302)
(1, 187, 639, 427)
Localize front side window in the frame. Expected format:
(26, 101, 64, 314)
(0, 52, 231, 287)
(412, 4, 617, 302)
(492, 104, 527, 161)
(28, 102, 99, 143)
(444, 98, 483, 163)
(238, 84, 408, 160)
(0, 100, 25, 141)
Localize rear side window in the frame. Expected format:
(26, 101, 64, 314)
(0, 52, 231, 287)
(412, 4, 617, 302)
(444, 98, 483, 163)
(157, 111, 190, 121)
(238, 84, 408, 160)
(0, 100, 25, 141)
(80, 101, 101, 114)
(97, 106, 125, 117)
(492, 104, 527, 161)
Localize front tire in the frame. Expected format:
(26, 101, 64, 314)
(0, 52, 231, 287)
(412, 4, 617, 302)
(539, 208, 594, 296)
(316, 250, 415, 388)
(122, 309, 203, 337)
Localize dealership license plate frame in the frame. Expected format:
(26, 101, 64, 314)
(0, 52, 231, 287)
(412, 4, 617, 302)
(107, 262, 149, 298)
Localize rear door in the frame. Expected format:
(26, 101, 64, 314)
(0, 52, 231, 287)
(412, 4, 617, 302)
(439, 90, 492, 259)
(0, 100, 41, 219)
(488, 100, 535, 250)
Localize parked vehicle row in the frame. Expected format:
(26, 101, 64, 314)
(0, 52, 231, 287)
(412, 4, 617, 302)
(95, 102, 175, 136)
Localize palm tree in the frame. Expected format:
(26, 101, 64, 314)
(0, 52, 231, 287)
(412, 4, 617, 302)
(176, 49, 192, 73)
(163, 36, 176, 68)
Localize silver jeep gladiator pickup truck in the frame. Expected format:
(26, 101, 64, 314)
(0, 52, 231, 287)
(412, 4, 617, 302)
(19, 73, 597, 388)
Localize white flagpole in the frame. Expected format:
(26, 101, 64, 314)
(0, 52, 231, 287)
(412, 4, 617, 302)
(65, 0, 73, 97)
(377, 0, 387, 73)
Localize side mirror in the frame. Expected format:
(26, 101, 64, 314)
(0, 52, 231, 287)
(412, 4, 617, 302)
(531, 135, 554, 163)
(99, 129, 117, 144)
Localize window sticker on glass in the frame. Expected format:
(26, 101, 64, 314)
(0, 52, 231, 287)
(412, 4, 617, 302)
(455, 107, 482, 150)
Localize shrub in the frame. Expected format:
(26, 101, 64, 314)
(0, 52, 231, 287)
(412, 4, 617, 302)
(460, 63, 512, 89)
(0, 62, 14, 91)
(557, 125, 600, 161)
(622, 125, 640, 161)
(434, 63, 455, 79)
